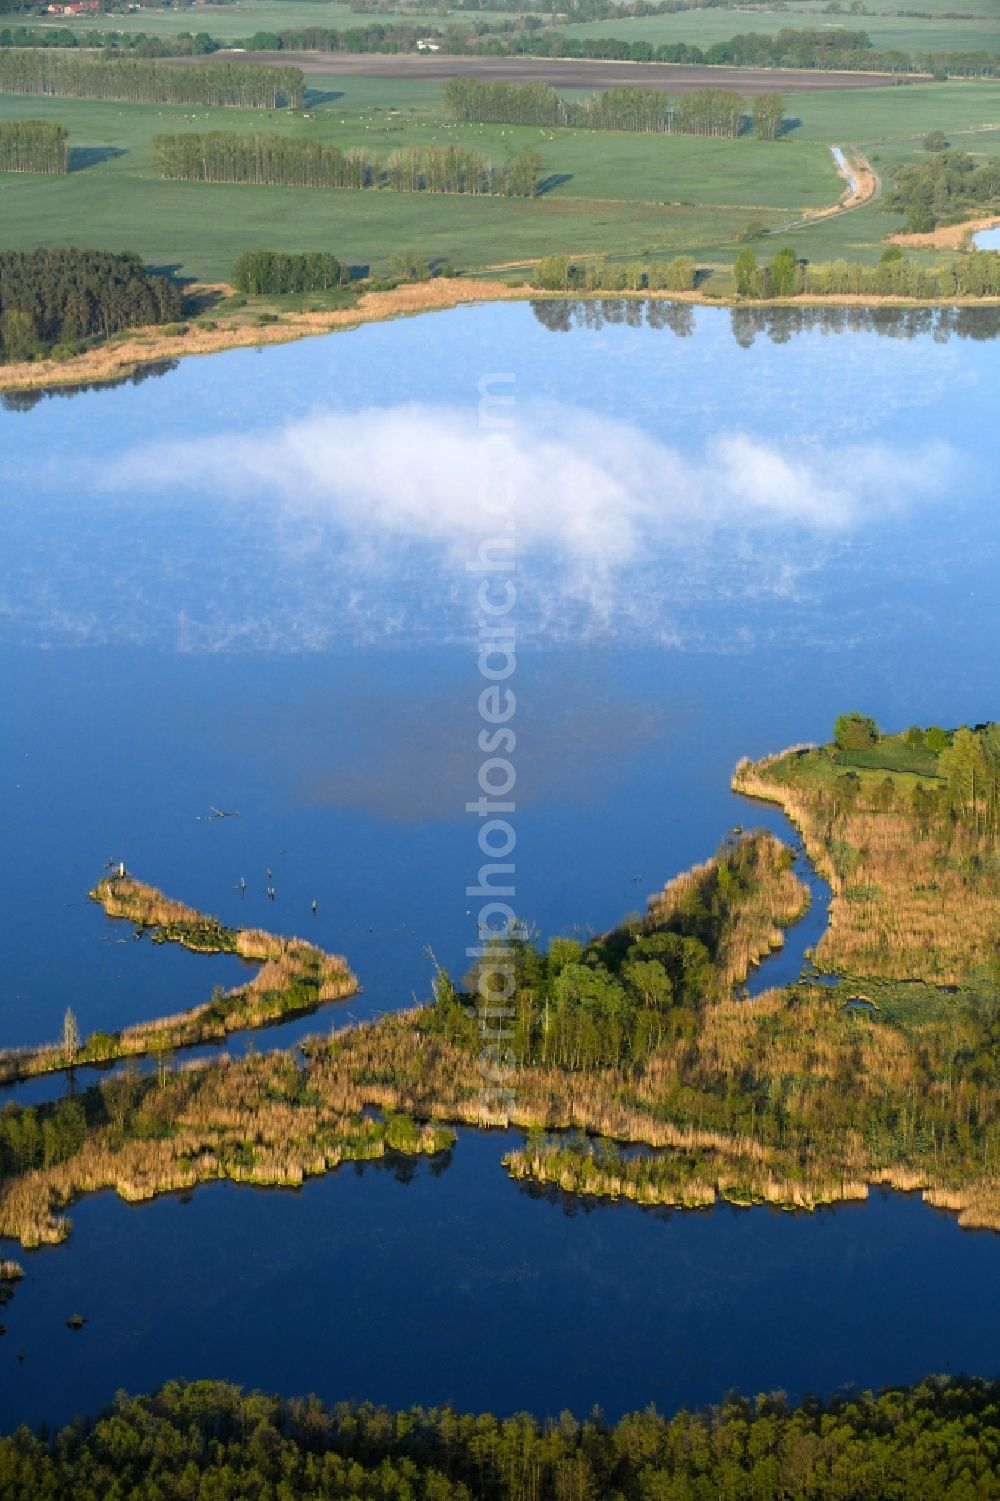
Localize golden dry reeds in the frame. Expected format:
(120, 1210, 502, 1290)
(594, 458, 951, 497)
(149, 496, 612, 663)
(0, 1044, 451, 1246)
(733, 752, 1000, 984)
(645, 830, 809, 998)
(0, 875, 357, 1084)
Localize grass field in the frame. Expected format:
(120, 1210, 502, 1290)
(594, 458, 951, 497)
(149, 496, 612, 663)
(1, 72, 999, 281)
(37, 0, 453, 40)
(36, 0, 1000, 54)
(557, 7, 1000, 57)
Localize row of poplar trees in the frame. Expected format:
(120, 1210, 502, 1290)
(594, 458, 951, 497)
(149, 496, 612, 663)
(442, 78, 784, 137)
(735, 245, 1000, 301)
(0, 119, 67, 173)
(153, 133, 544, 196)
(0, 53, 304, 107)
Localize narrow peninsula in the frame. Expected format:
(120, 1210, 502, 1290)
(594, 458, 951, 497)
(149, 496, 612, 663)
(0, 873, 357, 1085)
(1, 717, 998, 1247)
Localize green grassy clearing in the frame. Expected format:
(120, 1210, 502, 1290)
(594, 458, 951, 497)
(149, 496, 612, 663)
(811, 975, 977, 1028)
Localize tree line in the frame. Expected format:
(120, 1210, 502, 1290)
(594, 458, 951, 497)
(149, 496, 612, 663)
(442, 78, 783, 137)
(734, 244, 1000, 300)
(4, 1373, 1000, 1499)
(0, 248, 181, 363)
(560, 24, 1000, 78)
(535, 253, 697, 292)
(242, 21, 1000, 81)
(153, 132, 545, 197)
(0, 24, 221, 56)
(456, 28, 999, 80)
(88, 16, 995, 80)
(0, 52, 304, 106)
(0, 116, 66, 172)
(232, 250, 348, 295)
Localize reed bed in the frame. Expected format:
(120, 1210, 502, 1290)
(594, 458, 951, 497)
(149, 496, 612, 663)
(734, 750, 1000, 984)
(3, 977, 998, 1240)
(0, 875, 356, 1084)
(2, 794, 997, 1238)
(0, 1046, 452, 1246)
(647, 831, 808, 998)
(503, 1139, 872, 1214)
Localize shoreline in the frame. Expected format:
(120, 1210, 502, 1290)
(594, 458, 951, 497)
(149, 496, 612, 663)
(3, 276, 1000, 396)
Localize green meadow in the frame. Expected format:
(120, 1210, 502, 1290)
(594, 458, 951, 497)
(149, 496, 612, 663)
(1, 72, 999, 282)
(556, 5, 1000, 57)
(33, 0, 1000, 54)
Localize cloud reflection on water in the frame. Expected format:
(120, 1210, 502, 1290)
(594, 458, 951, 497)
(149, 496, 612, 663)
(82, 401, 957, 651)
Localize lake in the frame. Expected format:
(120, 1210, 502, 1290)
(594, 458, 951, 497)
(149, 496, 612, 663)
(1, 300, 999, 1428)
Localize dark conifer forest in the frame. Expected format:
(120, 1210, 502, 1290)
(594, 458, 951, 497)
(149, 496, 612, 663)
(0, 249, 182, 361)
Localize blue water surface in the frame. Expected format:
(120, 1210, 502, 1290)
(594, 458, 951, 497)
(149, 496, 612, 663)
(1, 301, 998, 1427)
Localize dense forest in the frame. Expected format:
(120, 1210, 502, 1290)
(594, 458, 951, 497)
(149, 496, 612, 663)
(889, 147, 1000, 232)
(0, 249, 180, 363)
(153, 132, 545, 196)
(0, 53, 304, 106)
(1, 1376, 999, 1500)
(733, 245, 1000, 300)
(233, 251, 349, 295)
(442, 78, 778, 137)
(0, 117, 66, 173)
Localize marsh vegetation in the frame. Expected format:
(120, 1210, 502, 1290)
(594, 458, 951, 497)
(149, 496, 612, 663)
(734, 717, 1000, 984)
(2, 721, 998, 1245)
(0, 1044, 452, 1246)
(0, 874, 356, 1083)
